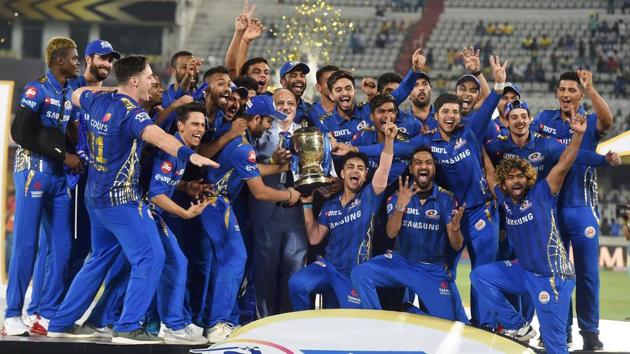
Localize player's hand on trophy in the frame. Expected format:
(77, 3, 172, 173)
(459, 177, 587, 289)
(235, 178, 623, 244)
(332, 142, 357, 156)
(189, 153, 220, 168)
(316, 177, 343, 198)
(286, 187, 301, 206)
(300, 192, 315, 204)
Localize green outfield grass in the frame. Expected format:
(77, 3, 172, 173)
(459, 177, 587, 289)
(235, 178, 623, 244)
(455, 263, 630, 321)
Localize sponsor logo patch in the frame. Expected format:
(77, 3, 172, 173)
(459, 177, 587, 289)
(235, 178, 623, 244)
(161, 161, 173, 174)
(248, 150, 256, 163)
(584, 226, 596, 239)
(439, 281, 451, 296)
(425, 209, 440, 219)
(25, 86, 37, 98)
(474, 219, 486, 231)
(519, 200, 532, 211)
(102, 112, 111, 122)
(528, 152, 544, 162)
(454, 137, 466, 150)
(538, 291, 550, 304)
(134, 111, 151, 123)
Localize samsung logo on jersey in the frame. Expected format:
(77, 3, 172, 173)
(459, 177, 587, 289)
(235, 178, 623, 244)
(506, 212, 534, 226)
(402, 220, 440, 231)
(91, 119, 109, 132)
(438, 149, 471, 165)
(154, 174, 178, 186)
(330, 210, 362, 229)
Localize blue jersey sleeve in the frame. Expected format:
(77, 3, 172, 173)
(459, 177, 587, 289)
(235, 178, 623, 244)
(78, 90, 100, 114)
(229, 144, 261, 180)
(483, 139, 503, 165)
(20, 82, 45, 112)
(494, 185, 506, 205)
(536, 179, 559, 201)
(317, 202, 331, 227)
(386, 193, 399, 217)
(469, 90, 500, 141)
(148, 152, 179, 199)
(390, 69, 420, 106)
(125, 109, 154, 140)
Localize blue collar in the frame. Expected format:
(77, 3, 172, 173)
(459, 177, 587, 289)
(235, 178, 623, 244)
(551, 106, 586, 121)
(45, 69, 66, 93)
(507, 131, 536, 150)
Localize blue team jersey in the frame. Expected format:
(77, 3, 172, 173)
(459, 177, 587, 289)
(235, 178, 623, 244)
(402, 106, 438, 132)
(147, 133, 187, 214)
(205, 134, 260, 201)
(306, 100, 329, 127)
(386, 185, 455, 264)
(358, 91, 500, 208)
(318, 104, 371, 143)
(390, 111, 422, 137)
(80, 90, 154, 208)
(14, 70, 77, 172)
(293, 98, 312, 125)
(317, 184, 384, 275)
(350, 128, 409, 185)
(485, 132, 607, 181)
(483, 118, 508, 142)
(495, 181, 575, 279)
(533, 108, 602, 207)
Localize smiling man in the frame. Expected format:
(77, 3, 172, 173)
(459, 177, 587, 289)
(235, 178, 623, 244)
(531, 70, 613, 351)
(279, 61, 311, 124)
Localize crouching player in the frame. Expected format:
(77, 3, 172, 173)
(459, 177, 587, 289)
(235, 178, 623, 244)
(288, 121, 396, 310)
(471, 109, 587, 353)
(351, 148, 468, 322)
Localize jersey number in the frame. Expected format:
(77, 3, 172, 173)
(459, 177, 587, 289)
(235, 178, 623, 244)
(88, 132, 107, 164)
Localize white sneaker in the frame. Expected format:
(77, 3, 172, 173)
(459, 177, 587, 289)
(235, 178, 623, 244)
(162, 327, 208, 345)
(205, 322, 235, 343)
(185, 323, 204, 337)
(504, 322, 537, 343)
(30, 315, 49, 335)
(3, 316, 30, 336)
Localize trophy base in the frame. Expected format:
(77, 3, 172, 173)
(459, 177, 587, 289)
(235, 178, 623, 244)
(295, 175, 332, 195)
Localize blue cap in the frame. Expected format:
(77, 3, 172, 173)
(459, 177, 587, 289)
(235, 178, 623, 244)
(503, 82, 521, 97)
(231, 83, 248, 98)
(456, 74, 480, 89)
(246, 95, 287, 120)
(417, 71, 431, 84)
(504, 99, 530, 118)
(279, 61, 310, 78)
(85, 40, 121, 59)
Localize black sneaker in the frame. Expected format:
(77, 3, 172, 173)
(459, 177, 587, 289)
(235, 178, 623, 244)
(112, 328, 164, 345)
(582, 331, 603, 351)
(48, 324, 96, 339)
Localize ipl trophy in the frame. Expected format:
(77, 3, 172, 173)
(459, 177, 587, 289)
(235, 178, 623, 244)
(280, 126, 333, 195)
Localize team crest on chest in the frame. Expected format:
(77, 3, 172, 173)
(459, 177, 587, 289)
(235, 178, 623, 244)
(425, 209, 440, 219)
(454, 137, 466, 150)
(519, 200, 532, 212)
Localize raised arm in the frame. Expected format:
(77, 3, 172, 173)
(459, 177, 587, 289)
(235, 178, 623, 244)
(546, 109, 586, 195)
(386, 176, 417, 239)
(236, 18, 264, 77)
(300, 194, 330, 245)
(578, 70, 613, 134)
(390, 49, 426, 105)
(225, 2, 254, 78)
(482, 148, 497, 199)
(141, 125, 219, 167)
(461, 47, 489, 103)
(371, 121, 396, 195)
(470, 55, 507, 140)
(446, 202, 465, 251)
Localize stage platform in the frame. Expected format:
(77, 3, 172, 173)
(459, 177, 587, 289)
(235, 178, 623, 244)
(1, 310, 629, 354)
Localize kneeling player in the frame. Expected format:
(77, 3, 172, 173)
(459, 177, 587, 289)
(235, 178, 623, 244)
(471, 109, 587, 353)
(288, 122, 397, 310)
(351, 148, 467, 322)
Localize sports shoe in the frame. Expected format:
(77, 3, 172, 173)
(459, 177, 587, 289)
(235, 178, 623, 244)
(84, 323, 113, 339)
(205, 322, 235, 343)
(161, 327, 208, 345)
(504, 323, 537, 343)
(112, 328, 163, 344)
(537, 331, 572, 348)
(582, 331, 603, 351)
(48, 324, 96, 339)
(30, 315, 49, 335)
(185, 323, 204, 337)
(3, 316, 30, 336)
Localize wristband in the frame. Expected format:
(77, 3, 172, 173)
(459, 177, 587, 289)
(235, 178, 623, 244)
(303, 203, 313, 209)
(470, 70, 481, 77)
(177, 146, 195, 162)
(494, 82, 506, 92)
